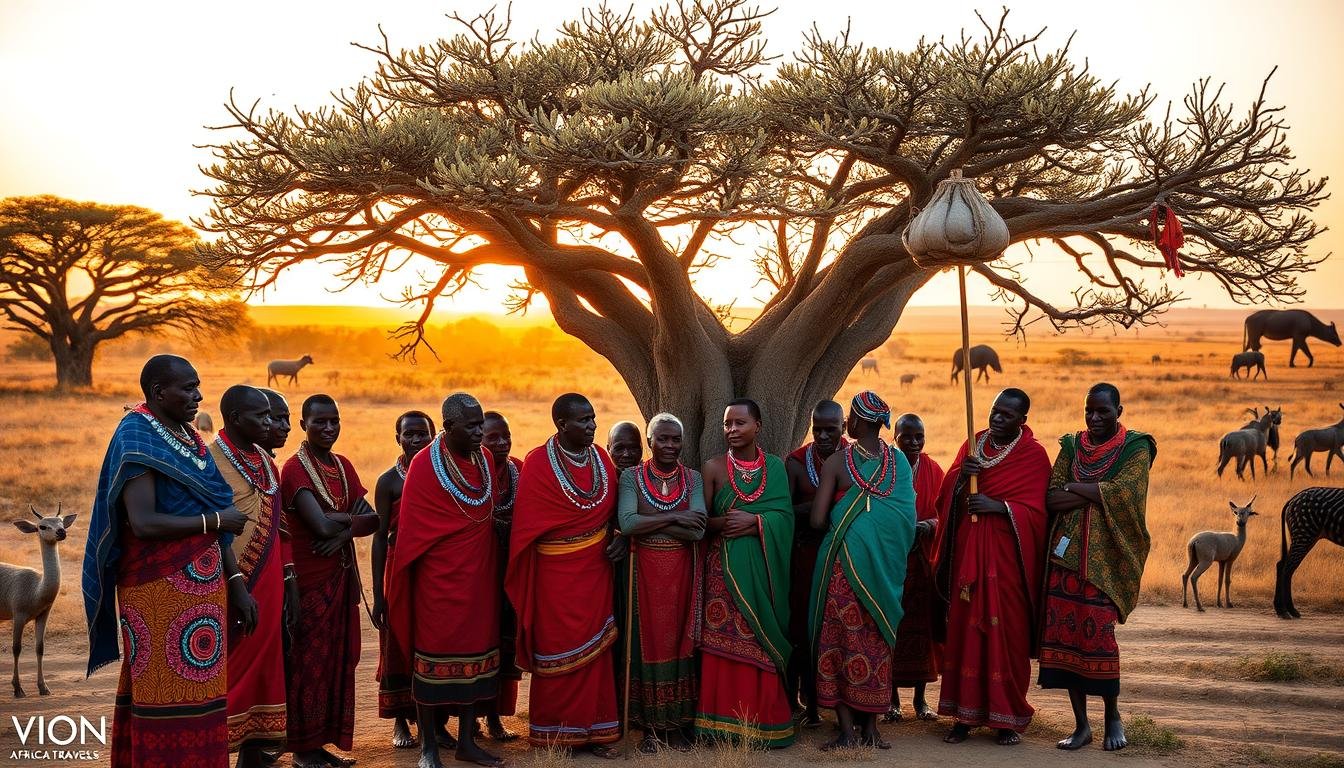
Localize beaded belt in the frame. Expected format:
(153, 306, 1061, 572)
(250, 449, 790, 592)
(536, 526, 607, 555)
(636, 536, 689, 551)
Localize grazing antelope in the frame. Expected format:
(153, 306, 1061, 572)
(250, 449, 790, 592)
(1288, 404, 1344, 479)
(1274, 487, 1344, 619)
(860, 357, 879, 375)
(1217, 406, 1281, 479)
(2, 504, 76, 697)
(266, 355, 314, 387)
(1182, 498, 1256, 612)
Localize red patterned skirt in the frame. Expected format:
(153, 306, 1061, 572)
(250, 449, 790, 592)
(889, 549, 938, 686)
(113, 542, 228, 768)
(815, 561, 892, 714)
(1038, 567, 1121, 697)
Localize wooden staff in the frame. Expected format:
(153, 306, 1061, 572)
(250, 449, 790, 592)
(958, 265, 978, 494)
(622, 536, 635, 759)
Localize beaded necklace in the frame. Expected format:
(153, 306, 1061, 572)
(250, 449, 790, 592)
(844, 441, 894, 500)
(1072, 424, 1128, 482)
(393, 454, 409, 481)
(215, 431, 278, 496)
(804, 439, 848, 489)
(545, 436, 609, 510)
(133, 404, 208, 471)
(297, 441, 348, 511)
(638, 460, 690, 512)
(429, 434, 494, 512)
(727, 447, 767, 504)
(975, 428, 1023, 469)
(494, 458, 520, 515)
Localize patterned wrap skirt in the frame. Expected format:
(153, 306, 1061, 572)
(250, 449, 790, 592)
(815, 561, 893, 713)
(1037, 567, 1121, 697)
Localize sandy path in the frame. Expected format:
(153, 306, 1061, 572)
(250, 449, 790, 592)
(3, 606, 1340, 767)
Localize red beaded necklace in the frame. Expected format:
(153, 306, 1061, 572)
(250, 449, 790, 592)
(1073, 424, 1128, 482)
(727, 448, 767, 504)
(844, 442, 893, 497)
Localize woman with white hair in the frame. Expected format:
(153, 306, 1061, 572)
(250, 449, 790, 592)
(616, 413, 707, 752)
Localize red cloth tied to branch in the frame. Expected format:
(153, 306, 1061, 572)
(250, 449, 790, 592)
(1150, 204, 1185, 277)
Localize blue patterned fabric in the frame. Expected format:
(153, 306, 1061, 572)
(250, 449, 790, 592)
(83, 410, 235, 675)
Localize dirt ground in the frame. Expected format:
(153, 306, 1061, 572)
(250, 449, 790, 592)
(3, 606, 1340, 768)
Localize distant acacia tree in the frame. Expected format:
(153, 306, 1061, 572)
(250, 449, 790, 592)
(199, 1, 1326, 461)
(0, 196, 246, 388)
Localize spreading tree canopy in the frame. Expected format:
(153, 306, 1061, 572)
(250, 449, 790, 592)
(0, 196, 246, 388)
(199, 2, 1327, 461)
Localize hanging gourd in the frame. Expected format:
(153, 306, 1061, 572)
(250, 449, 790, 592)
(902, 169, 1010, 269)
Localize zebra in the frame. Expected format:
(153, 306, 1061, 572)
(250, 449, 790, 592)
(1273, 487, 1344, 619)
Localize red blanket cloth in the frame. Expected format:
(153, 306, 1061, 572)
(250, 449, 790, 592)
(386, 442, 500, 705)
(933, 427, 1050, 732)
(1150, 204, 1185, 277)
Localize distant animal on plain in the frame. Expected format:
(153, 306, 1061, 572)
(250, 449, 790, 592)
(1218, 406, 1282, 479)
(1274, 487, 1344, 619)
(267, 355, 315, 387)
(899, 373, 918, 388)
(1182, 497, 1256, 612)
(860, 357, 879, 375)
(1243, 309, 1341, 368)
(950, 345, 1002, 384)
(1288, 404, 1344, 479)
(1151, 354, 1162, 364)
(193, 411, 214, 433)
(1229, 351, 1267, 381)
(326, 371, 341, 386)
(1, 504, 76, 697)
(1240, 406, 1283, 467)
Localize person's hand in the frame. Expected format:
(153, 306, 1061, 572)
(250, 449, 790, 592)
(326, 512, 352, 527)
(229, 580, 258, 635)
(959, 456, 984, 481)
(283, 575, 301, 633)
(723, 510, 758, 538)
(216, 506, 249, 535)
(371, 598, 387, 630)
(1046, 488, 1086, 513)
(967, 494, 1007, 516)
(313, 528, 353, 557)
(605, 534, 629, 562)
(673, 510, 707, 531)
(915, 519, 937, 540)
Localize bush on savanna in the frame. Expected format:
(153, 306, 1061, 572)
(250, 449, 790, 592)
(6, 334, 52, 361)
(1124, 714, 1183, 754)
(1236, 652, 1343, 684)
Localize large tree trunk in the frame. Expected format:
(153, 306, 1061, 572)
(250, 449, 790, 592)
(51, 336, 96, 389)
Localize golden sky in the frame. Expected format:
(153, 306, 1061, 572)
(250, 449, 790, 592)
(2, 0, 1340, 315)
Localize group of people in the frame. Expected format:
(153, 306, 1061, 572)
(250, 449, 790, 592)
(84, 353, 1156, 768)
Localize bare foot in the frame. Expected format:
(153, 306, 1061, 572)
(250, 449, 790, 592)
(861, 732, 891, 750)
(881, 707, 903, 723)
(588, 744, 620, 760)
(1103, 718, 1128, 751)
(1057, 725, 1092, 750)
(943, 724, 971, 744)
(996, 729, 1022, 746)
(394, 718, 419, 749)
(802, 710, 823, 728)
(486, 718, 518, 742)
(638, 735, 661, 754)
(320, 748, 358, 766)
(821, 733, 861, 751)
(914, 700, 937, 720)
(435, 727, 459, 751)
(456, 741, 505, 767)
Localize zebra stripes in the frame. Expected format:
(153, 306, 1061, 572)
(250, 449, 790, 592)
(1274, 486, 1344, 618)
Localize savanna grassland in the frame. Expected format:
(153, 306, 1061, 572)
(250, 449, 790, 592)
(1, 306, 1342, 767)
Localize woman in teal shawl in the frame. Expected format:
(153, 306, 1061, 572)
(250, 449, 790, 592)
(809, 391, 916, 750)
(695, 398, 795, 748)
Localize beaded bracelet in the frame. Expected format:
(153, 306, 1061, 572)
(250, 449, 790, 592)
(201, 515, 208, 534)
(214, 511, 221, 531)
(228, 572, 244, 582)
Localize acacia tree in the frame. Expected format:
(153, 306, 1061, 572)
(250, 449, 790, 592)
(0, 196, 247, 388)
(199, 2, 1326, 462)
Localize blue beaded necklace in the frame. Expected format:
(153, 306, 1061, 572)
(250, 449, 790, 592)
(429, 434, 494, 510)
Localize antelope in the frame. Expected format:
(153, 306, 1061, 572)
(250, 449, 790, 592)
(1216, 406, 1281, 479)
(860, 357, 879, 375)
(266, 355, 315, 387)
(2, 504, 76, 697)
(1182, 498, 1256, 612)
(1288, 404, 1344, 479)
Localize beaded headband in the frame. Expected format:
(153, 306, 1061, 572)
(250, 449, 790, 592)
(851, 391, 891, 428)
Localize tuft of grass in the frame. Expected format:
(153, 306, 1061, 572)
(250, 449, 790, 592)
(1242, 745, 1344, 768)
(1236, 652, 1343, 684)
(520, 742, 571, 768)
(1124, 714, 1183, 754)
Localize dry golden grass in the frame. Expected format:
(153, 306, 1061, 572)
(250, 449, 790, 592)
(2, 307, 1342, 650)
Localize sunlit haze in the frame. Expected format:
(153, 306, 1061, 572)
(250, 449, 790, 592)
(3, 0, 1340, 316)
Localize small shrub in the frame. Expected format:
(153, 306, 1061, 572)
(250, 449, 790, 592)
(1124, 714, 1183, 754)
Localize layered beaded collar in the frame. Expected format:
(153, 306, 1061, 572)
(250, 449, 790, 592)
(133, 403, 208, 471)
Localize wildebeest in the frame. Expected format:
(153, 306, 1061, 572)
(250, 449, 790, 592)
(1217, 406, 1282, 479)
(1229, 351, 1267, 381)
(1151, 354, 1162, 364)
(899, 373, 918, 388)
(950, 345, 1002, 384)
(860, 357, 879, 375)
(267, 355, 315, 387)
(1274, 487, 1344, 619)
(1288, 404, 1344, 479)
(1243, 309, 1341, 368)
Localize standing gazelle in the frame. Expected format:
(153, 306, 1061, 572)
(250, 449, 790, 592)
(1182, 498, 1257, 612)
(1, 504, 76, 697)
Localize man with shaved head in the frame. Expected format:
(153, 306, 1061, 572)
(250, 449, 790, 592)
(507, 393, 622, 755)
(784, 399, 846, 726)
(884, 413, 946, 724)
(386, 393, 503, 768)
(209, 385, 286, 766)
(607, 421, 644, 474)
